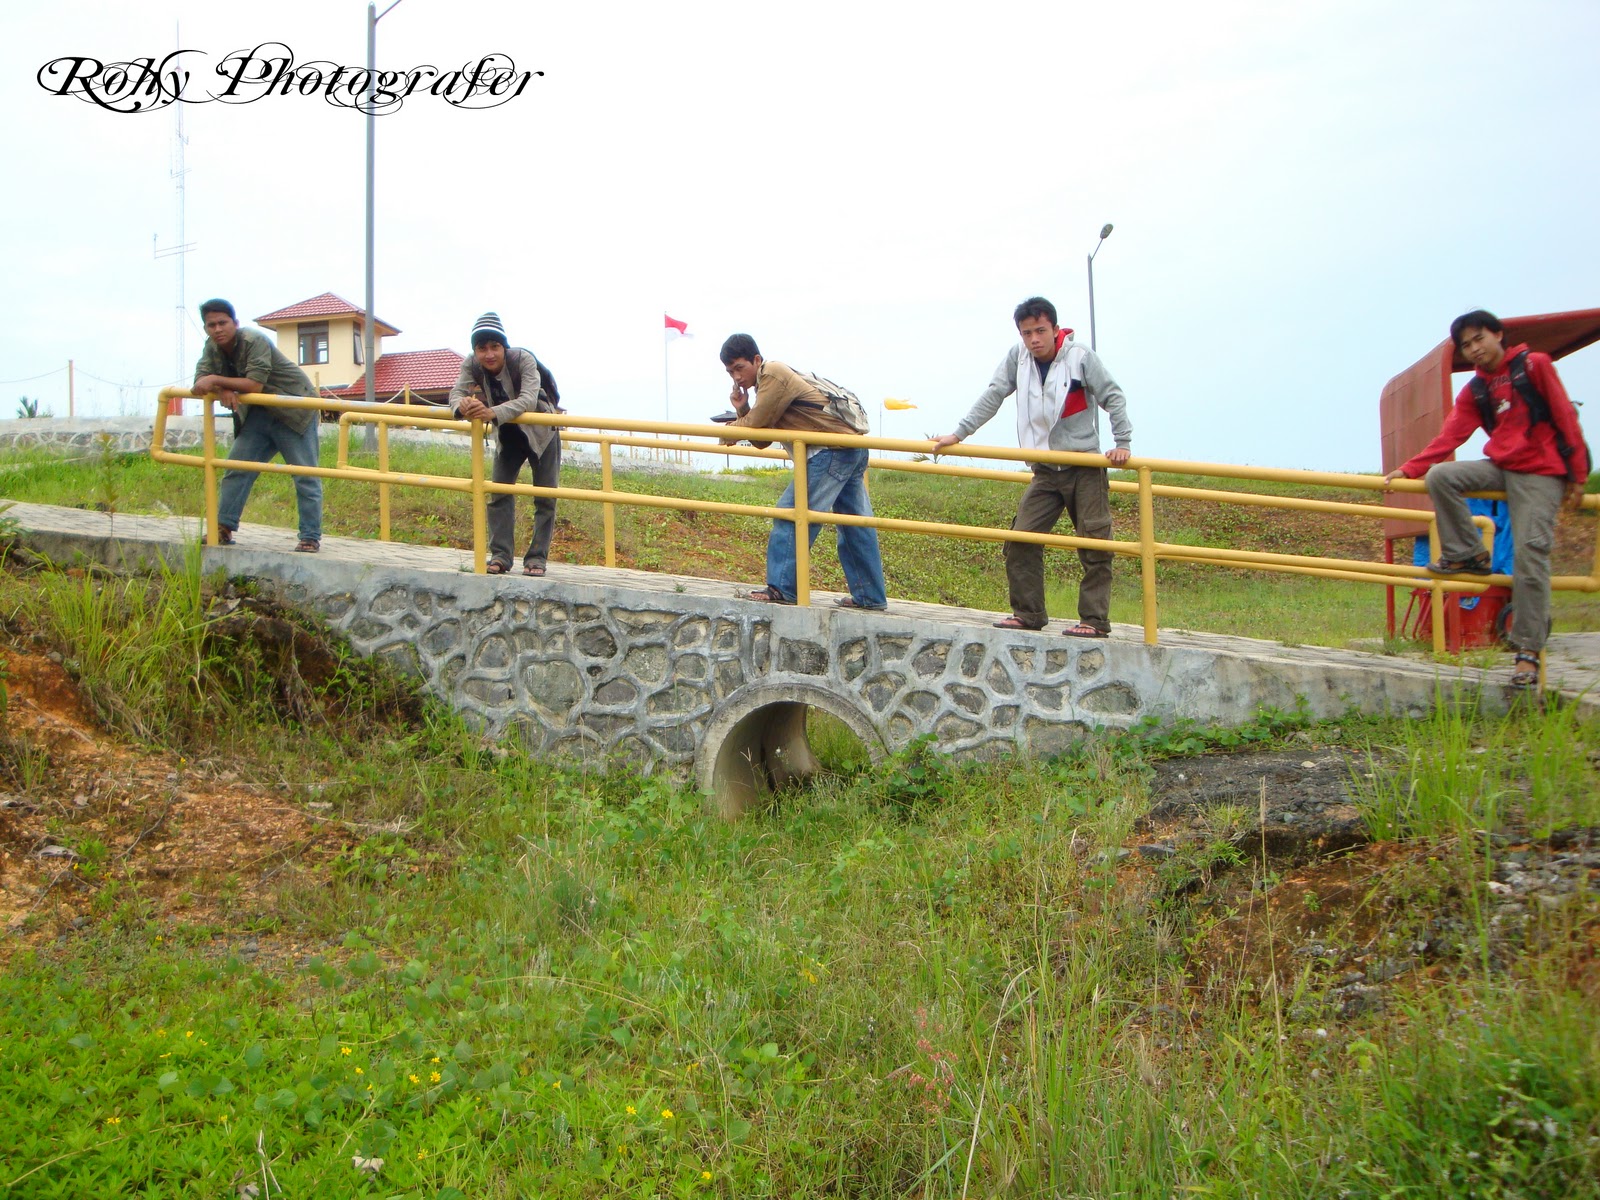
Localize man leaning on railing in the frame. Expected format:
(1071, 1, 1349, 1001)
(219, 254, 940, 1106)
(192, 298, 324, 553)
(719, 333, 889, 611)
(932, 296, 1133, 638)
(448, 312, 563, 577)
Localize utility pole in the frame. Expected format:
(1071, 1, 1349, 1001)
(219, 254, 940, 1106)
(364, 0, 407, 452)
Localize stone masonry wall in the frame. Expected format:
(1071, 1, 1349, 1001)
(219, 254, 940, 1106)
(264, 566, 1161, 771)
(230, 558, 1470, 777)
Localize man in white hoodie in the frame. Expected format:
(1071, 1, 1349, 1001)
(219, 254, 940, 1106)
(933, 297, 1133, 637)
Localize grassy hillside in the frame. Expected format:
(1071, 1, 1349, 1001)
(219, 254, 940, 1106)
(1, 555, 1597, 1197)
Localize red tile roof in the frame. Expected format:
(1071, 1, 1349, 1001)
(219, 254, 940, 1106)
(326, 349, 465, 399)
(256, 293, 400, 336)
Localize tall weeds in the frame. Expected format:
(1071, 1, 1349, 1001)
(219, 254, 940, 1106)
(3, 546, 229, 746)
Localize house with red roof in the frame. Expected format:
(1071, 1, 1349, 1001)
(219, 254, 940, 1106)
(254, 293, 461, 405)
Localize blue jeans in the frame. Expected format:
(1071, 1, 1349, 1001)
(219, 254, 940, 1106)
(766, 446, 887, 607)
(217, 405, 323, 542)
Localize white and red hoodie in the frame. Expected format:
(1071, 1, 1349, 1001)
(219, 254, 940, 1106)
(953, 327, 1132, 458)
(1400, 342, 1590, 482)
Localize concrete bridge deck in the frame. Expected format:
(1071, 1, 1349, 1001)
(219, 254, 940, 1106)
(6, 502, 1597, 811)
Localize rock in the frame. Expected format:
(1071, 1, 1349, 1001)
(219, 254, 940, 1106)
(1136, 843, 1176, 859)
(1331, 983, 1385, 1018)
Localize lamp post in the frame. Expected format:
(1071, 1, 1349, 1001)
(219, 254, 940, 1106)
(1086, 222, 1113, 351)
(364, 0, 406, 440)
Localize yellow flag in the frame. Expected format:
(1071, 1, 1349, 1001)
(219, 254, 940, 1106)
(883, 398, 917, 410)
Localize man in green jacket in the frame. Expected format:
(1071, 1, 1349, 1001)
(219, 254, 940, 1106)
(192, 298, 324, 552)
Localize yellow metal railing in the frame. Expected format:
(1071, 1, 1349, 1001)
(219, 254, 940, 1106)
(151, 389, 1600, 660)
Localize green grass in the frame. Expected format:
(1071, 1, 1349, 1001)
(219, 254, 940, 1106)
(2, 560, 1599, 1196)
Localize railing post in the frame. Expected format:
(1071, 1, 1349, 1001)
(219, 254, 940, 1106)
(336, 413, 352, 468)
(792, 439, 811, 606)
(377, 419, 391, 542)
(601, 437, 617, 568)
(1137, 465, 1158, 645)
(470, 419, 488, 573)
(201, 399, 219, 547)
(1426, 517, 1446, 653)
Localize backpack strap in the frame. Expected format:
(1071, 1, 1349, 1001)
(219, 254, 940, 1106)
(1467, 350, 1542, 434)
(1467, 350, 1587, 479)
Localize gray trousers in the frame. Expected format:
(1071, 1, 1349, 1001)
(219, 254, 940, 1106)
(488, 426, 561, 569)
(1005, 465, 1114, 631)
(1424, 458, 1565, 652)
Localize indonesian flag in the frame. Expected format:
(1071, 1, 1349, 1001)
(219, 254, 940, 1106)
(664, 314, 690, 340)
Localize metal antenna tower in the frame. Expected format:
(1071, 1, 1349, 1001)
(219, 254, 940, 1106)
(153, 25, 195, 404)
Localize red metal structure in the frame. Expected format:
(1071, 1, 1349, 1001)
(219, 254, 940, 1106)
(1380, 307, 1600, 639)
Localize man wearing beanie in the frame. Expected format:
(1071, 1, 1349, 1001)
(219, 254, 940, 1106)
(448, 312, 563, 575)
(192, 298, 324, 552)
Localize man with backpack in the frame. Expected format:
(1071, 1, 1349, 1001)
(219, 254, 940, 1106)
(1383, 309, 1590, 687)
(932, 297, 1133, 637)
(449, 312, 563, 576)
(192, 298, 324, 553)
(719, 333, 888, 610)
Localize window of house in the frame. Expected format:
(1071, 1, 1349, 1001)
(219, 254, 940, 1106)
(299, 323, 330, 366)
(353, 327, 364, 365)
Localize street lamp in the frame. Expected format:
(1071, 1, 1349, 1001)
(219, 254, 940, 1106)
(1087, 222, 1113, 351)
(364, 0, 407, 438)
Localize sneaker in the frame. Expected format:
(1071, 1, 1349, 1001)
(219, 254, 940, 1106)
(1427, 552, 1491, 575)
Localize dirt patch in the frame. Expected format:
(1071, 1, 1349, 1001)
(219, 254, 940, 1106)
(1138, 745, 1373, 858)
(0, 648, 339, 963)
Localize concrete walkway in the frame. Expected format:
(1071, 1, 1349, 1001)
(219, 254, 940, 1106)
(5, 500, 1597, 712)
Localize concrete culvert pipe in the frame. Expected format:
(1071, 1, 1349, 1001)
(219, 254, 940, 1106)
(696, 682, 883, 818)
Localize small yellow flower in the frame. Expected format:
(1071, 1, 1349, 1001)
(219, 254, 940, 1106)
(429, 1071, 441, 1083)
(354, 1067, 364, 1076)
(155, 1028, 166, 1036)
(218, 1114, 229, 1123)
(802, 969, 818, 984)
(625, 1104, 637, 1116)
(155, 936, 164, 944)
(104, 1116, 122, 1126)
(158, 1052, 171, 1059)
(340, 1046, 353, 1056)
(185, 1031, 194, 1039)
(416, 1149, 427, 1161)
(551, 1079, 561, 1090)
(661, 1109, 674, 1121)
(408, 1074, 420, 1085)
(430, 1056, 441, 1064)
(702, 1170, 712, 1181)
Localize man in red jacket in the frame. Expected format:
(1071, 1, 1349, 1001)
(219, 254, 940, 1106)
(1383, 309, 1590, 686)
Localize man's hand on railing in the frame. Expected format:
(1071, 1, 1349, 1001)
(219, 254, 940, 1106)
(1107, 448, 1131, 467)
(1381, 469, 1408, 490)
(930, 433, 961, 457)
(458, 395, 495, 422)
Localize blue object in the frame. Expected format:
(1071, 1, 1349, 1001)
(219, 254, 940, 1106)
(1412, 498, 1513, 576)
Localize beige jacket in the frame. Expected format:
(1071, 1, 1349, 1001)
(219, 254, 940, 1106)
(725, 360, 857, 450)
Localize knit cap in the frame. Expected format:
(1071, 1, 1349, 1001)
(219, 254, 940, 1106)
(470, 311, 508, 349)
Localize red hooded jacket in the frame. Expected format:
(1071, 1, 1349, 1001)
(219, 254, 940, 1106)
(1400, 343, 1589, 482)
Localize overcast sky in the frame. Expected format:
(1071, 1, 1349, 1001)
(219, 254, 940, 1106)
(4, 0, 1597, 471)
